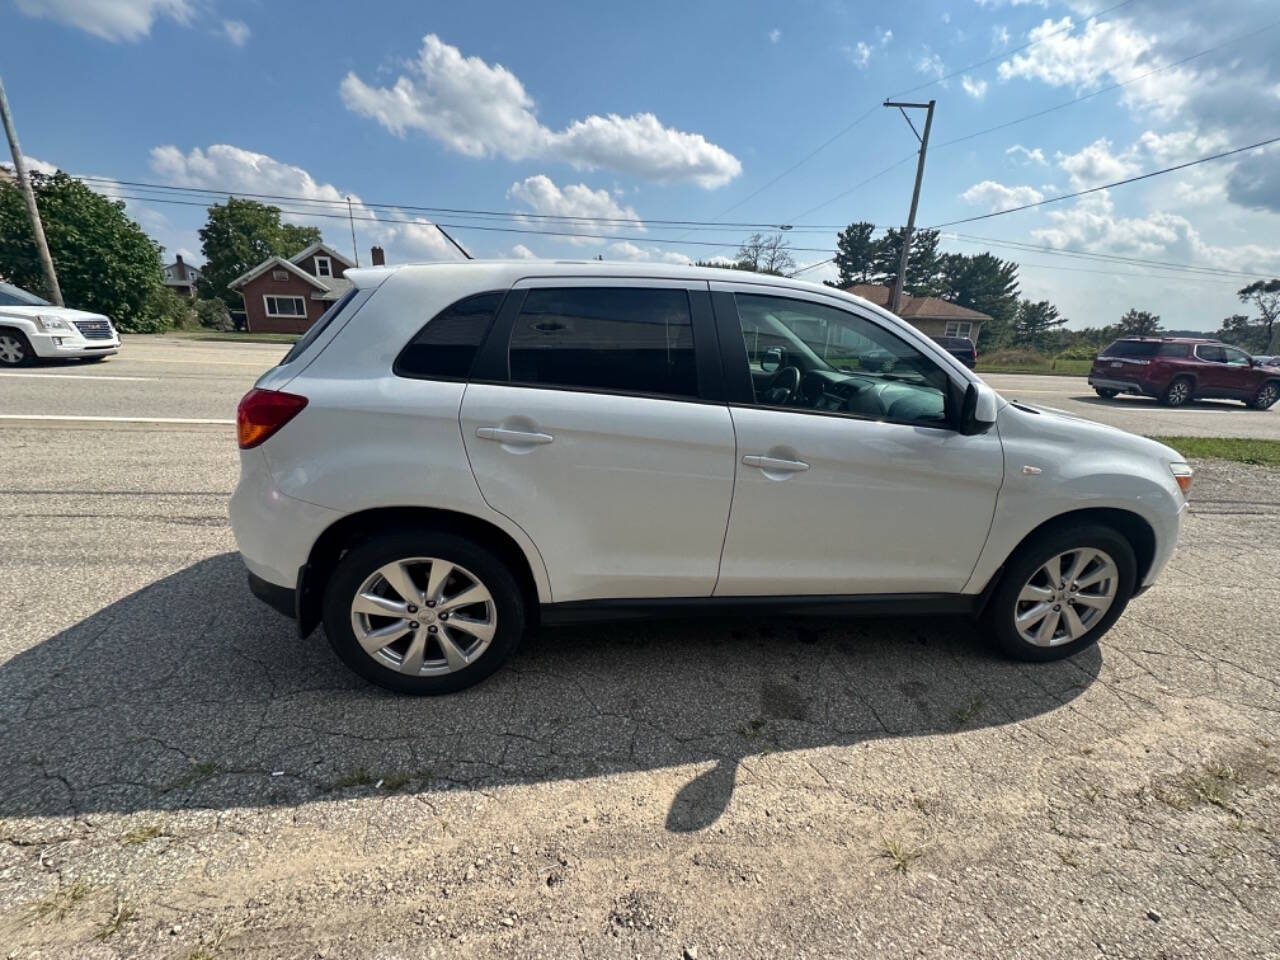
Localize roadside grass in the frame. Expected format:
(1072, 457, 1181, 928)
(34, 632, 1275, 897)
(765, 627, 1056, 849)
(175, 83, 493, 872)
(139, 330, 299, 345)
(976, 358, 1092, 377)
(878, 836, 923, 874)
(1148, 436, 1280, 467)
(94, 901, 136, 941)
(121, 824, 164, 846)
(28, 880, 92, 923)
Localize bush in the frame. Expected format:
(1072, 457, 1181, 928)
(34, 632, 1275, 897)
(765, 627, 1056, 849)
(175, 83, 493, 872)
(194, 298, 233, 331)
(1054, 344, 1103, 361)
(981, 348, 1049, 367)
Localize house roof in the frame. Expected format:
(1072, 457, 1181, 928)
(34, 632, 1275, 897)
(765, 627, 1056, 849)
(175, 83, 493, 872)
(289, 241, 355, 269)
(843, 284, 991, 323)
(228, 256, 329, 293)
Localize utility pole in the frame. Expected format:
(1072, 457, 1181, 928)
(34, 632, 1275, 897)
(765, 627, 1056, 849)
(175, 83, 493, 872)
(0, 76, 63, 305)
(346, 196, 359, 266)
(882, 99, 935, 316)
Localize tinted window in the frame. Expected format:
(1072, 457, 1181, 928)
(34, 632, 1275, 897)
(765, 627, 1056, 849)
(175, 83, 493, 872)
(1196, 344, 1226, 363)
(1156, 342, 1188, 357)
(509, 287, 697, 398)
(0, 281, 49, 306)
(734, 293, 949, 425)
(1223, 346, 1251, 366)
(1103, 340, 1159, 358)
(397, 292, 503, 379)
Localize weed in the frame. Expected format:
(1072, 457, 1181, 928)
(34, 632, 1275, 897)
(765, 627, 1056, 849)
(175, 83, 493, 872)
(739, 717, 768, 741)
(878, 836, 923, 874)
(29, 880, 91, 923)
(949, 695, 986, 728)
(94, 901, 136, 941)
(1057, 847, 1081, 867)
(334, 768, 374, 789)
(168, 761, 218, 791)
(122, 824, 164, 846)
(382, 772, 411, 791)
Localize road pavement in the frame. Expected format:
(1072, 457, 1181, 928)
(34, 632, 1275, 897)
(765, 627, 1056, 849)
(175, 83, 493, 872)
(1, 337, 1279, 958)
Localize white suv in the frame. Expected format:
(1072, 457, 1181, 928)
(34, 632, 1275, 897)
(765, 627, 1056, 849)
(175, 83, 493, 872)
(0, 281, 121, 365)
(231, 262, 1190, 695)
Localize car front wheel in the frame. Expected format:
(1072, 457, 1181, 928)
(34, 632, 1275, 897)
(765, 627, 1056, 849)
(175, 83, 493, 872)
(987, 523, 1136, 662)
(1250, 381, 1279, 410)
(0, 330, 33, 367)
(322, 530, 525, 695)
(1094, 388, 1119, 399)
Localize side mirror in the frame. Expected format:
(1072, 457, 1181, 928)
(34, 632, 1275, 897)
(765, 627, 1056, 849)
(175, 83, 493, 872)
(958, 381, 998, 435)
(760, 346, 783, 374)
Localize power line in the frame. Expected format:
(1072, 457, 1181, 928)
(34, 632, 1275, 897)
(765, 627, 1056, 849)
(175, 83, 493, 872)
(930, 134, 1280, 228)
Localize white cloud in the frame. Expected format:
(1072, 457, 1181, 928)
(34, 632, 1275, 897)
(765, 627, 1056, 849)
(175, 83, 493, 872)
(604, 241, 692, 266)
(13, 0, 193, 42)
(221, 19, 249, 47)
(915, 47, 946, 79)
(961, 75, 989, 99)
(507, 175, 641, 246)
(1055, 137, 1140, 190)
(509, 244, 539, 260)
(0, 155, 59, 176)
(340, 35, 742, 189)
(878, 27, 893, 47)
(843, 41, 873, 68)
(991, 25, 1011, 48)
(768, 28, 781, 44)
(961, 180, 1046, 212)
(149, 143, 462, 263)
(1006, 144, 1048, 166)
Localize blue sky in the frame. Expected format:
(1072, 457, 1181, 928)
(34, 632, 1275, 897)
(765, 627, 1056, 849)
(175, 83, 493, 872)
(2, 0, 1279, 329)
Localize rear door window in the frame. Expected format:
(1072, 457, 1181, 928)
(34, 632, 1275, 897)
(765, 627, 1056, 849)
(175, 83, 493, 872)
(396, 291, 504, 380)
(1103, 340, 1159, 359)
(1195, 344, 1227, 363)
(507, 287, 698, 399)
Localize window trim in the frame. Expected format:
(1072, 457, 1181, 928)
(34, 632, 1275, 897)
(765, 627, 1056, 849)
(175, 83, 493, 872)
(709, 285, 962, 432)
(262, 294, 308, 319)
(314, 255, 332, 279)
(468, 279, 725, 404)
(944, 320, 973, 339)
(1194, 343, 1227, 363)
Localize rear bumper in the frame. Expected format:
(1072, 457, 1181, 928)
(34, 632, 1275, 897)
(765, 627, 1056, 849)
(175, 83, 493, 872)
(1088, 375, 1155, 396)
(247, 570, 296, 619)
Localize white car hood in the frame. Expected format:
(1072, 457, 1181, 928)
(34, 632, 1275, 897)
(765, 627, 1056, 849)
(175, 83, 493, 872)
(0, 305, 112, 324)
(999, 397, 1184, 463)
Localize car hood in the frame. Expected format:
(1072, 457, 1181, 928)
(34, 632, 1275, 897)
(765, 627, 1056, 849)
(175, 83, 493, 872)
(0, 305, 113, 325)
(999, 398, 1185, 463)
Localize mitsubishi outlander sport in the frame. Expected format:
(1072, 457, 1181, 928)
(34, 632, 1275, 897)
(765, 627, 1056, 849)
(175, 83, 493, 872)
(231, 262, 1191, 695)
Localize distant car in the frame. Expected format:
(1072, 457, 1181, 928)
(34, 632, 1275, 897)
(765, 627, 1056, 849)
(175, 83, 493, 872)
(931, 335, 978, 368)
(1255, 355, 1280, 368)
(1088, 337, 1279, 410)
(0, 281, 120, 366)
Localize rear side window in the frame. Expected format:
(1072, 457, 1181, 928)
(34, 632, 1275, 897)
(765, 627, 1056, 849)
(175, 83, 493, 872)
(1103, 340, 1159, 358)
(508, 287, 698, 398)
(279, 289, 357, 365)
(1157, 342, 1188, 357)
(396, 291, 503, 380)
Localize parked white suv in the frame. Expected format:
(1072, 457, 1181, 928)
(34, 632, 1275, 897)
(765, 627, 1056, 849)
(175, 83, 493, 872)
(231, 262, 1190, 695)
(0, 281, 121, 365)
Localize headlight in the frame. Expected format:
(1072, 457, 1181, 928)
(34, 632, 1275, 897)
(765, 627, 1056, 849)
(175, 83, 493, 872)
(35, 314, 74, 333)
(1169, 462, 1193, 496)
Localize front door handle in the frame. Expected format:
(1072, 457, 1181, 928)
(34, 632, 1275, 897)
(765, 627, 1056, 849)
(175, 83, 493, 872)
(475, 426, 554, 445)
(742, 454, 809, 473)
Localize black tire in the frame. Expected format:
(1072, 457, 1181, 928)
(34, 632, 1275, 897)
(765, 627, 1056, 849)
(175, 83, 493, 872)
(0, 329, 34, 367)
(1094, 388, 1119, 399)
(1249, 380, 1279, 410)
(1161, 376, 1193, 407)
(321, 529, 525, 695)
(985, 522, 1137, 662)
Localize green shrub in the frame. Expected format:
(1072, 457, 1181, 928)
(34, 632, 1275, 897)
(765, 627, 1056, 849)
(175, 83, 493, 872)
(981, 348, 1049, 367)
(194, 298, 233, 331)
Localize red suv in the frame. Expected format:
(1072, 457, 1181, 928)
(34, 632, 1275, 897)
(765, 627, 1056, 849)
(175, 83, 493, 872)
(1089, 337, 1280, 409)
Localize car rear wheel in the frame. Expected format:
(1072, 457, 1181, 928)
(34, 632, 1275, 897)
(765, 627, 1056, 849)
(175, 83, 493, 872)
(1162, 376, 1193, 407)
(1249, 381, 1279, 410)
(1094, 388, 1119, 399)
(0, 330, 33, 367)
(322, 530, 524, 695)
(986, 523, 1136, 662)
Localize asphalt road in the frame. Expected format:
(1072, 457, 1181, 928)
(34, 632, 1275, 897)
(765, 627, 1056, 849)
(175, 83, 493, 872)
(1, 338, 1276, 439)
(2, 337, 1279, 958)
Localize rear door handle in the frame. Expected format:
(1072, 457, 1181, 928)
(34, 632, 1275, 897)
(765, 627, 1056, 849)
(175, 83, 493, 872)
(475, 426, 554, 445)
(742, 454, 809, 473)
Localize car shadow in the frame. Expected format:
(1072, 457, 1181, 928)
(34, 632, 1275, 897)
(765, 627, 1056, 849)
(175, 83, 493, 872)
(0, 553, 1101, 833)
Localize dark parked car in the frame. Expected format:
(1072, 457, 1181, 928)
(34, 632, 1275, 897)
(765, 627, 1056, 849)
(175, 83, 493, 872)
(931, 335, 978, 368)
(1255, 355, 1279, 368)
(1088, 338, 1280, 409)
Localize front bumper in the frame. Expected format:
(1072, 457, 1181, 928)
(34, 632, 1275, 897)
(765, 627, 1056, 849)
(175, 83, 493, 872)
(247, 570, 297, 619)
(29, 332, 121, 359)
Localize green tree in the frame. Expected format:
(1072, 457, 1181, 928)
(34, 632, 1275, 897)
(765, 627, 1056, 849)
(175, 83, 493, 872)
(833, 221, 878, 287)
(0, 171, 166, 331)
(735, 232, 795, 275)
(1012, 299, 1066, 350)
(872, 227, 944, 297)
(1237, 279, 1280, 353)
(1216, 313, 1271, 354)
(1117, 308, 1162, 337)
(197, 198, 323, 306)
(939, 252, 1020, 350)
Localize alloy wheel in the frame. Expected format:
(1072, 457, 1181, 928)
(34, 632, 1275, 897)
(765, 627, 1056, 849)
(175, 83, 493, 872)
(349, 556, 497, 676)
(1014, 548, 1118, 647)
(1258, 383, 1278, 409)
(0, 334, 25, 365)
(1167, 380, 1190, 405)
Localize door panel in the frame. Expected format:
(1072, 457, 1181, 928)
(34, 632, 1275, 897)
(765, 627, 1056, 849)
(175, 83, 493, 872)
(461, 383, 735, 601)
(717, 407, 1003, 595)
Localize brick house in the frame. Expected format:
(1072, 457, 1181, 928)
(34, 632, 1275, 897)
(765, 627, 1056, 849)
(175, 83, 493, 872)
(843, 283, 990, 342)
(162, 254, 201, 298)
(228, 242, 357, 334)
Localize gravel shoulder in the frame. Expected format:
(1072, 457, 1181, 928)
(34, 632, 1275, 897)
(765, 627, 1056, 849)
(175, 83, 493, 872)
(1, 429, 1278, 959)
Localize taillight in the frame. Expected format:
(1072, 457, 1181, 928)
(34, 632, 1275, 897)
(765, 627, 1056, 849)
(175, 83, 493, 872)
(237, 388, 308, 449)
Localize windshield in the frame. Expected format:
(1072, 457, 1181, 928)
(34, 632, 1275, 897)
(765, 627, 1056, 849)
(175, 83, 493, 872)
(0, 282, 50, 307)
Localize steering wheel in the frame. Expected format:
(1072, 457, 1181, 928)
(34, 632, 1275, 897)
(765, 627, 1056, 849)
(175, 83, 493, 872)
(761, 365, 801, 405)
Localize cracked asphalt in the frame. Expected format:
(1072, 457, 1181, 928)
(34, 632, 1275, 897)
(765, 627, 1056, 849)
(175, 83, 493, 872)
(1, 342, 1279, 959)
